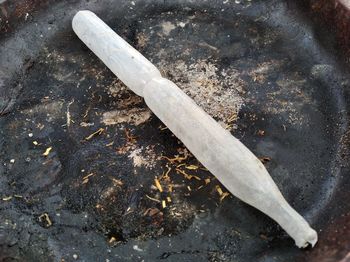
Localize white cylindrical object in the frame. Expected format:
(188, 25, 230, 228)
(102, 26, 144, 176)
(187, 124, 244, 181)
(72, 10, 161, 97)
(72, 10, 318, 248)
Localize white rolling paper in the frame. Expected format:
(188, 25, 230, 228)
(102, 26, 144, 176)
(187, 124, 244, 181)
(72, 10, 318, 248)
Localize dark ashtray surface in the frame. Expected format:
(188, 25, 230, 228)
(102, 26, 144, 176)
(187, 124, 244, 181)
(0, 0, 349, 261)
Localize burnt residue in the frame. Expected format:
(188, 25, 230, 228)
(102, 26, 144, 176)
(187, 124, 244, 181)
(301, 0, 350, 60)
(0, 0, 350, 261)
(0, 0, 50, 35)
(307, 211, 350, 262)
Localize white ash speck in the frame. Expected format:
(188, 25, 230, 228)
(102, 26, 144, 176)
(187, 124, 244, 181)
(128, 146, 159, 169)
(133, 245, 143, 252)
(161, 21, 176, 36)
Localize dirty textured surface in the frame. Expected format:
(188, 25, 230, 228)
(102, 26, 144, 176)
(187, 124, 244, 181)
(0, 0, 350, 261)
(307, 0, 350, 58)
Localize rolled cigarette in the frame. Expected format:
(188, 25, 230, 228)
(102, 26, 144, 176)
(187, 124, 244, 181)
(72, 10, 318, 248)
